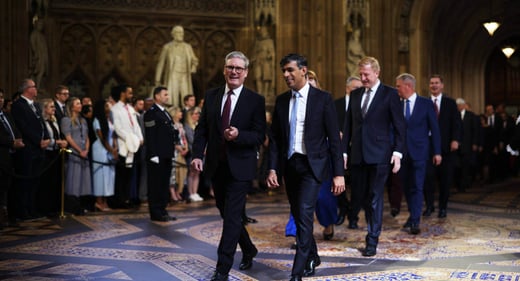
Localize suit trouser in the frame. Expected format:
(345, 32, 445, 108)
(424, 152, 455, 210)
(147, 158, 172, 219)
(212, 160, 256, 274)
(285, 154, 320, 276)
(350, 163, 389, 247)
(400, 158, 426, 224)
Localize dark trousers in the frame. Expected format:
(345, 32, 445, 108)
(350, 163, 389, 247)
(424, 152, 455, 210)
(38, 149, 62, 216)
(285, 154, 320, 276)
(336, 171, 351, 218)
(14, 147, 44, 218)
(400, 158, 426, 224)
(112, 156, 134, 208)
(147, 158, 172, 219)
(212, 161, 255, 274)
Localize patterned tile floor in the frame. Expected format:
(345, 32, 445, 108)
(0, 178, 519, 281)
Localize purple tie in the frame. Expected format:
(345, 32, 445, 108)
(221, 91, 233, 133)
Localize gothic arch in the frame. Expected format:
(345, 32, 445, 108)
(97, 25, 132, 83)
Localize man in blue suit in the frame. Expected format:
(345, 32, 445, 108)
(191, 51, 266, 281)
(396, 73, 441, 235)
(343, 56, 405, 256)
(267, 53, 345, 281)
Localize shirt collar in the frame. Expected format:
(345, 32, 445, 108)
(293, 82, 310, 98)
(21, 95, 33, 105)
(225, 85, 244, 98)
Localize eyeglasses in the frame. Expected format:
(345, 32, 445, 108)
(225, 65, 246, 74)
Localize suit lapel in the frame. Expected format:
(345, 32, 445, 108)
(215, 88, 226, 133)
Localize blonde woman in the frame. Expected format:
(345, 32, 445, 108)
(184, 106, 203, 202)
(39, 99, 68, 216)
(61, 97, 91, 214)
(168, 106, 188, 202)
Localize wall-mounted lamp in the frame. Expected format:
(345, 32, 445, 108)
(502, 46, 516, 58)
(483, 21, 500, 36)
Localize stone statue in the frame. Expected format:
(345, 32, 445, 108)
(251, 26, 275, 101)
(346, 28, 366, 77)
(155, 25, 199, 107)
(29, 18, 49, 88)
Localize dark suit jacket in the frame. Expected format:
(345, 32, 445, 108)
(192, 86, 266, 181)
(460, 110, 479, 155)
(54, 100, 67, 124)
(405, 95, 441, 161)
(144, 104, 178, 159)
(269, 85, 344, 181)
(0, 111, 21, 170)
(435, 95, 462, 155)
(11, 97, 49, 149)
(343, 83, 405, 165)
(335, 95, 349, 131)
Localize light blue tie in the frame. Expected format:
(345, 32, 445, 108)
(288, 92, 300, 158)
(405, 99, 411, 121)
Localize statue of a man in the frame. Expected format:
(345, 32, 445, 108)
(346, 28, 366, 77)
(30, 18, 49, 88)
(251, 26, 275, 99)
(155, 26, 199, 107)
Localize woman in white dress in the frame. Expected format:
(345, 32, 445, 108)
(91, 100, 118, 211)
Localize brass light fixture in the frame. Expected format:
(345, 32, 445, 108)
(483, 21, 500, 36)
(502, 46, 515, 59)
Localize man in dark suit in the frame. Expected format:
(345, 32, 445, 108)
(144, 86, 178, 222)
(423, 74, 462, 218)
(11, 79, 50, 221)
(191, 51, 266, 281)
(53, 85, 69, 124)
(396, 73, 441, 235)
(334, 76, 362, 227)
(343, 56, 405, 257)
(267, 53, 345, 281)
(455, 98, 479, 192)
(0, 89, 24, 228)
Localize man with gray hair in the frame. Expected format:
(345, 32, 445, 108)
(396, 73, 441, 235)
(455, 98, 479, 192)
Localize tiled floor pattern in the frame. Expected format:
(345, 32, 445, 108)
(0, 179, 519, 280)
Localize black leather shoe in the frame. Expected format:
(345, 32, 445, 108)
(289, 275, 302, 281)
(303, 255, 320, 277)
(323, 225, 334, 240)
(348, 221, 359, 229)
(410, 224, 421, 235)
(239, 248, 258, 270)
(438, 209, 447, 218)
(290, 241, 297, 249)
(390, 208, 400, 217)
(151, 215, 176, 222)
(422, 206, 434, 217)
(403, 220, 411, 228)
(362, 245, 377, 257)
(210, 270, 229, 281)
(335, 214, 345, 226)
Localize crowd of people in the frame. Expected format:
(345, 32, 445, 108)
(2, 51, 520, 281)
(0, 81, 205, 228)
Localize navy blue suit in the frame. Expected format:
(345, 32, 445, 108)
(11, 97, 49, 219)
(270, 85, 343, 276)
(400, 95, 441, 225)
(343, 82, 405, 248)
(144, 104, 178, 220)
(192, 85, 266, 275)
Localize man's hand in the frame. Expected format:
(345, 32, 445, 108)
(450, 140, 459, 151)
(40, 139, 50, 149)
(266, 170, 279, 189)
(331, 176, 345, 196)
(224, 126, 239, 141)
(391, 155, 401, 173)
(433, 154, 442, 166)
(191, 158, 204, 172)
(13, 139, 24, 149)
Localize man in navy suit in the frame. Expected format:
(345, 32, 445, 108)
(267, 53, 345, 281)
(423, 74, 462, 218)
(11, 79, 50, 221)
(53, 85, 69, 124)
(144, 86, 178, 222)
(395, 73, 441, 235)
(191, 51, 266, 281)
(343, 57, 405, 256)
